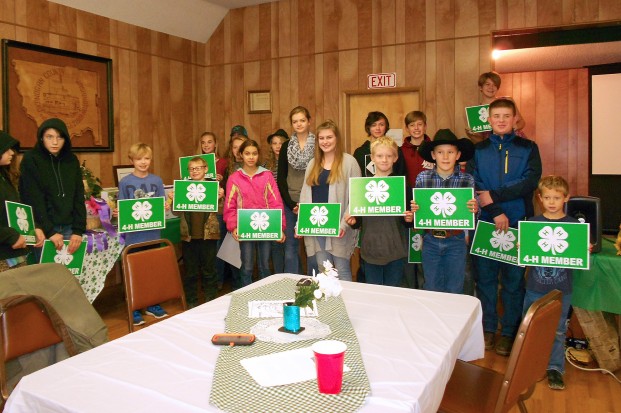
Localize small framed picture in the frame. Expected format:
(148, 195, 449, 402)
(113, 165, 134, 186)
(248, 90, 272, 114)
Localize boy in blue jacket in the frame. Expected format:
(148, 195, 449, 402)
(467, 98, 542, 356)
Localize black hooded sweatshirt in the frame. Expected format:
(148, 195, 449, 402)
(19, 118, 86, 238)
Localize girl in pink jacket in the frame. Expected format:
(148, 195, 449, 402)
(224, 139, 286, 287)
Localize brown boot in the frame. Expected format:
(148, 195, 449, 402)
(484, 332, 495, 350)
(495, 335, 514, 356)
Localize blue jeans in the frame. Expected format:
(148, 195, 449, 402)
(474, 255, 526, 337)
(315, 237, 352, 281)
(523, 289, 570, 374)
(364, 258, 404, 287)
(270, 241, 285, 274)
(215, 214, 227, 285)
(306, 254, 318, 276)
(283, 205, 302, 274)
(239, 241, 271, 287)
(421, 232, 466, 294)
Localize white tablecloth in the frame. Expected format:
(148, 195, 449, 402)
(5, 274, 484, 413)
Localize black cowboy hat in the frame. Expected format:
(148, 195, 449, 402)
(267, 128, 289, 144)
(418, 128, 474, 163)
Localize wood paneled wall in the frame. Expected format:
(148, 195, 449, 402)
(202, 0, 619, 196)
(1, 0, 620, 194)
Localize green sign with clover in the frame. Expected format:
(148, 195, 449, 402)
(172, 180, 219, 212)
(178, 154, 216, 180)
(117, 197, 166, 233)
(349, 176, 406, 216)
(465, 104, 492, 133)
(408, 228, 424, 263)
(40, 240, 87, 276)
(296, 203, 341, 237)
(470, 221, 519, 265)
(518, 221, 590, 270)
(413, 188, 475, 229)
(5, 201, 37, 245)
(237, 209, 282, 241)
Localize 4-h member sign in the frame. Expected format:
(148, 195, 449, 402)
(296, 203, 341, 237)
(117, 197, 166, 233)
(413, 188, 475, 229)
(178, 154, 216, 180)
(470, 221, 519, 265)
(465, 104, 492, 133)
(40, 240, 86, 276)
(5, 201, 37, 245)
(518, 221, 590, 270)
(408, 228, 424, 263)
(172, 180, 219, 212)
(349, 176, 406, 216)
(237, 209, 282, 241)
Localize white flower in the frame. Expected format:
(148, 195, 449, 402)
(490, 230, 516, 252)
(309, 205, 329, 226)
(16, 207, 29, 232)
(537, 226, 569, 256)
(364, 180, 390, 205)
(250, 211, 270, 231)
(53, 245, 74, 265)
(186, 183, 206, 203)
(429, 191, 457, 218)
(131, 201, 153, 221)
(313, 289, 323, 299)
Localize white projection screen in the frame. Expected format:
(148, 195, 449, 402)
(591, 72, 621, 175)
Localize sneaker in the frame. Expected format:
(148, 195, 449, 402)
(133, 310, 145, 326)
(484, 332, 496, 351)
(145, 304, 168, 319)
(495, 335, 514, 356)
(547, 369, 565, 390)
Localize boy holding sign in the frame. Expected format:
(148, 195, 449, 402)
(118, 143, 169, 325)
(522, 176, 589, 390)
(411, 129, 477, 294)
(346, 137, 413, 286)
(0, 131, 44, 271)
(175, 157, 224, 305)
(468, 98, 542, 356)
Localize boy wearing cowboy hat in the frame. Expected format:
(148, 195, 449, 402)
(410, 129, 478, 294)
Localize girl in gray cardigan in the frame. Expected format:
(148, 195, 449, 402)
(299, 120, 360, 281)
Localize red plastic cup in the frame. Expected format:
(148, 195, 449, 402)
(312, 340, 347, 394)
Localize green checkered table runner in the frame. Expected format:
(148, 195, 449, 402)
(210, 278, 370, 413)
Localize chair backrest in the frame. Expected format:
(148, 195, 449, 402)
(121, 239, 186, 331)
(495, 289, 563, 412)
(0, 295, 77, 401)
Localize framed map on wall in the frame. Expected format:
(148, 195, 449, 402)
(2, 39, 113, 152)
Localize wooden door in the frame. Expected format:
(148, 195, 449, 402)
(342, 88, 421, 153)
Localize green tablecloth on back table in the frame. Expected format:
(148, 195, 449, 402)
(572, 238, 621, 314)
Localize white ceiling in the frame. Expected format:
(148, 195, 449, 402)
(48, 0, 278, 43)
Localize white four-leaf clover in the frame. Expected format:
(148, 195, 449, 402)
(537, 226, 569, 256)
(364, 180, 390, 205)
(131, 201, 153, 221)
(309, 205, 329, 226)
(478, 106, 489, 122)
(250, 211, 270, 231)
(429, 192, 457, 218)
(490, 230, 516, 252)
(54, 245, 74, 265)
(186, 183, 206, 203)
(411, 233, 422, 251)
(16, 207, 29, 232)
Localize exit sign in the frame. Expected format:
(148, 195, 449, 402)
(367, 72, 396, 89)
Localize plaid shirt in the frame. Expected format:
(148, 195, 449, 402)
(414, 167, 475, 189)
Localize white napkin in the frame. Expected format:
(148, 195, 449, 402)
(240, 347, 349, 387)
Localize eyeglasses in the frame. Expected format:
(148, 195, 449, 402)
(188, 166, 206, 172)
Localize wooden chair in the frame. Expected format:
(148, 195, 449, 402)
(438, 289, 563, 413)
(0, 295, 77, 405)
(121, 239, 187, 332)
